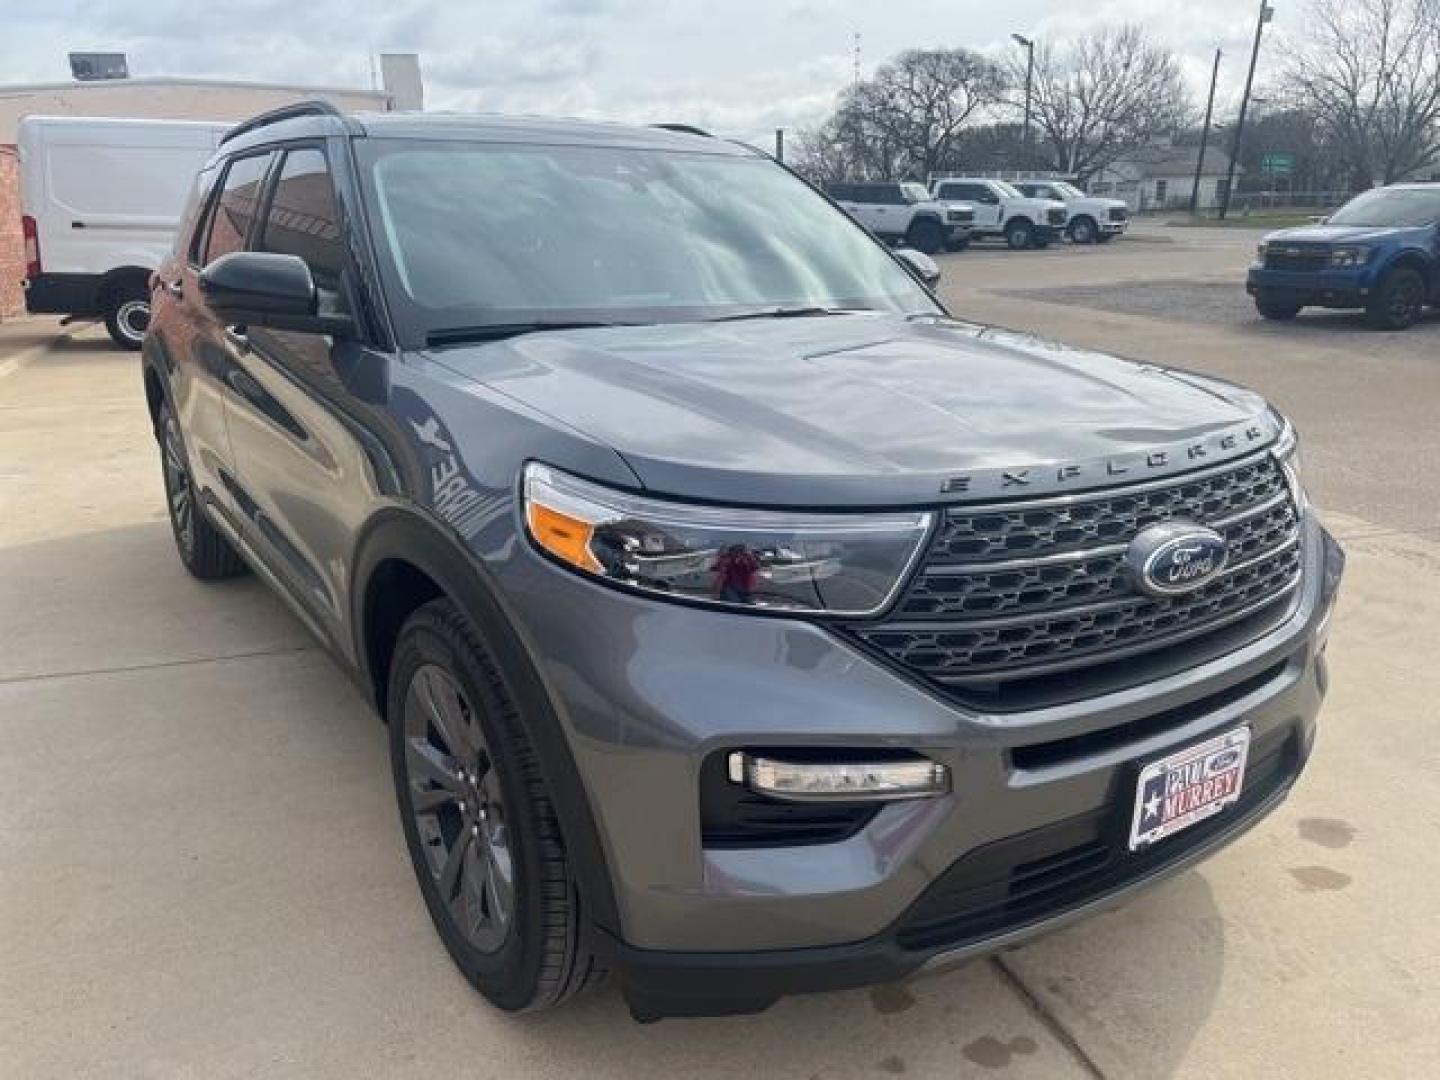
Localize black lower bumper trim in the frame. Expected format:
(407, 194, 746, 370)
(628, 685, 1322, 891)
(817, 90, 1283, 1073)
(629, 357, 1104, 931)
(24, 273, 104, 316)
(609, 721, 1309, 1020)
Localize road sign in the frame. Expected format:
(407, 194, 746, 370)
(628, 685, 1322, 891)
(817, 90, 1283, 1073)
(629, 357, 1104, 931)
(1261, 152, 1296, 175)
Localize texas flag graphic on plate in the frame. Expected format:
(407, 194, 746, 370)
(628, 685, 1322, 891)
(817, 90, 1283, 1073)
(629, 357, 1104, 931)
(1128, 727, 1251, 850)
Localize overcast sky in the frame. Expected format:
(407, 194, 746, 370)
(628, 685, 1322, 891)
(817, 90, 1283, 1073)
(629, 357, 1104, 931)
(3, 0, 1293, 144)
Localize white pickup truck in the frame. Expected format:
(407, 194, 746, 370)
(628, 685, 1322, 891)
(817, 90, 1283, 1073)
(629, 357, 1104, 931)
(931, 178, 1068, 250)
(1014, 180, 1130, 244)
(825, 182, 975, 254)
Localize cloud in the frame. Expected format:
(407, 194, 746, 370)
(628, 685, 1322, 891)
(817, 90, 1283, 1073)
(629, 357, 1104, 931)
(0, 0, 1294, 143)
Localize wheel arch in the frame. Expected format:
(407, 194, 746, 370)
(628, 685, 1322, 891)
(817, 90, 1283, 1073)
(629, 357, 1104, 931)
(98, 265, 152, 307)
(351, 508, 623, 936)
(1383, 250, 1433, 287)
(1005, 215, 1035, 229)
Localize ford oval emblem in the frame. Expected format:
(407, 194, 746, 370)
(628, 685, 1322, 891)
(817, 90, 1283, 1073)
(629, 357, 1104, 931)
(1126, 521, 1229, 598)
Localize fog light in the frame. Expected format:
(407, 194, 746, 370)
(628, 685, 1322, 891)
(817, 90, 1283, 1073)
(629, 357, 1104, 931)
(727, 752, 949, 801)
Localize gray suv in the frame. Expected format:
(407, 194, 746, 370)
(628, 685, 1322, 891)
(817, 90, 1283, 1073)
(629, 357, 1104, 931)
(143, 103, 1343, 1021)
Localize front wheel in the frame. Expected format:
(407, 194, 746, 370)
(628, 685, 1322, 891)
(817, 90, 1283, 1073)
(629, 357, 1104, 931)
(905, 217, 945, 255)
(1067, 216, 1098, 244)
(1005, 219, 1036, 250)
(1366, 267, 1427, 330)
(1255, 295, 1302, 321)
(104, 286, 150, 351)
(388, 599, 604, 1012)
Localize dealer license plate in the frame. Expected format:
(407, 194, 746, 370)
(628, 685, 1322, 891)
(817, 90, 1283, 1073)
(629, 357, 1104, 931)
(1128, 727, 1251, 851)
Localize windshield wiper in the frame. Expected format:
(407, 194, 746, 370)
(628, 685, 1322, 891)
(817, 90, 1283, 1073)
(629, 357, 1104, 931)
(708, 305, 875, 323)
(425, 320, 647, 346)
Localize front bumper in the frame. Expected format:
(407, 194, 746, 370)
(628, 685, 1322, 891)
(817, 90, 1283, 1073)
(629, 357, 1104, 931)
(1247, 266, 1373, 308)
(23, 272, 104, 316)
(500, 516, 1343, 1017)
(1101, 218, 1129, 234)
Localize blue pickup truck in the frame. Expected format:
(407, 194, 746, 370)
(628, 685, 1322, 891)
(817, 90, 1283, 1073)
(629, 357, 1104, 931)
(1247, 183, 1440, 330)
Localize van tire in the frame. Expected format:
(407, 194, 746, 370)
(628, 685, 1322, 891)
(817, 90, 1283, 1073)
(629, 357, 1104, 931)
(104, 287, 151, 351)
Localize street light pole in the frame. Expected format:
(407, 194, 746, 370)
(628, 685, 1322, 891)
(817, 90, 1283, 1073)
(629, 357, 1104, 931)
(1012, 33, 1035, 158)
(1220, 0, 1274, 220)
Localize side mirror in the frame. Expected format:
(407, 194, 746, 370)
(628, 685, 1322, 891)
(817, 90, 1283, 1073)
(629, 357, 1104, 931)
(200, 252, 353, 337)
(895, 247, 942, 289)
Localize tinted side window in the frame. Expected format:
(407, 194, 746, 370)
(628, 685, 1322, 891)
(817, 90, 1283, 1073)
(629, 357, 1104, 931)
(875, 184, 903, 205)
(259, 148, 346, 292)
(827, 184, 856, 201)
(203, 153, 273, 264)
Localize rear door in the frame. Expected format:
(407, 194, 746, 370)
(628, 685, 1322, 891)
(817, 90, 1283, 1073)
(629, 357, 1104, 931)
(863, 184, 901, 237)
(220, 143, 384, 645)
(954, 183, 1004, 230)
(163, 149, 276, 535)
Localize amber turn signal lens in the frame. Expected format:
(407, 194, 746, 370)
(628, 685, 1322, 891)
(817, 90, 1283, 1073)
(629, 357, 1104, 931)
(526, 502, 602, 573)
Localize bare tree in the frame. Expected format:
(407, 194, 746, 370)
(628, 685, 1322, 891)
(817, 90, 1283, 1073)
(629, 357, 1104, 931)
(792, 47, 1007, 181)
(1284, 0, 1440, 187)
(1018, 27, 1191, 181)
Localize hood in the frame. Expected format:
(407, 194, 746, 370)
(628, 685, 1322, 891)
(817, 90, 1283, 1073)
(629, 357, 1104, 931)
(1264, 223, 1416, 245)
(430, 315, 1277, 507)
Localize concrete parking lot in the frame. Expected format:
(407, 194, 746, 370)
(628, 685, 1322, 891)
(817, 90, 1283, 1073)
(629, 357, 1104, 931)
(3, 225, 1438, 1078)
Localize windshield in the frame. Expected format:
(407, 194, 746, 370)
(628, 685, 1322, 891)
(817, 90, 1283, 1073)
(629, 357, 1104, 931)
(992, 180, 1024, 199)
(900, 182, 930, 204)
(1051, 181, 1085, 199)
(357, 140, 940, 345)
(1328, 188, 1440, 228)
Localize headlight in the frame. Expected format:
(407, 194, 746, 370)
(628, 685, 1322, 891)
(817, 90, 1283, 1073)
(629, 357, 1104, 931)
(1329, 246, 1371, 267)
(522, 463, 933, 616)
(1270, 416, 1308, 513)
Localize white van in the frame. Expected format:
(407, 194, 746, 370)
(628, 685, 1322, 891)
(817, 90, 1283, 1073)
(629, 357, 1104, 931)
(18, 116, 230, 349)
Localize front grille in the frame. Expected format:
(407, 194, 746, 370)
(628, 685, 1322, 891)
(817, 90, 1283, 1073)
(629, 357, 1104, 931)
(1264, 246, 1330, 272)
(848, 453, 1301, 705)
(1047, 208, 1067, 226)
(895, 723, 1299, 951)
(1108, 206, 1129, 222)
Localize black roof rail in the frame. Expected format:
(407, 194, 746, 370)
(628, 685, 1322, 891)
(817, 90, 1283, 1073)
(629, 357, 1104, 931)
(651, 123, 714, 138)
(221, 99, 351, 145)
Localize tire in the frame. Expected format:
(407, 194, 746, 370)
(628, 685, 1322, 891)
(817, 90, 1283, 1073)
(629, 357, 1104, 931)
(1067, 216, 1098, 244)
(1005, 218, 1036, 251)
(1255, 295, 1302, 321)
(104, 286, 150, 351)
(388, 599, 604, 1013)
(905, 217, 945, 255)
(1365, 267, 1427, 331)
(157, 402, 248, 579)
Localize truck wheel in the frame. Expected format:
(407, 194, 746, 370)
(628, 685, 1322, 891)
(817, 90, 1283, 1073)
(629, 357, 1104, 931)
(1067, 216, 1098, 244)
(1005, 219, 1036, 250)
(1365, 267, 1426, 330)
(905, 217, 945, 255)
(157, 402, 248, 579)
(1255, 295, 1302, 321)
(388, 599, 606, 1012)
(104, 286, 150, 351)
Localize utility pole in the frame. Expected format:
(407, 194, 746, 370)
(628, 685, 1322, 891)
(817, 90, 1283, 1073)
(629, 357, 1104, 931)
(1220, 0, 1274, 219)
(1012, 33, 1035, 157)
(1190, 48, 1222, 217)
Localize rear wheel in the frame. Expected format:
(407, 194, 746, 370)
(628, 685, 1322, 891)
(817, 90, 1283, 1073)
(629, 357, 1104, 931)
(1255, 294, 1302, 321)
(1365, 267, 1426, 330)
(157, 402, 247, 579)
(104, 285, 150, 351)
(905, 217, 945, 255)
(1067, 216, 1098, 244)
(1005, 219, 1036, 250)
(388, 599, 604, 1012)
